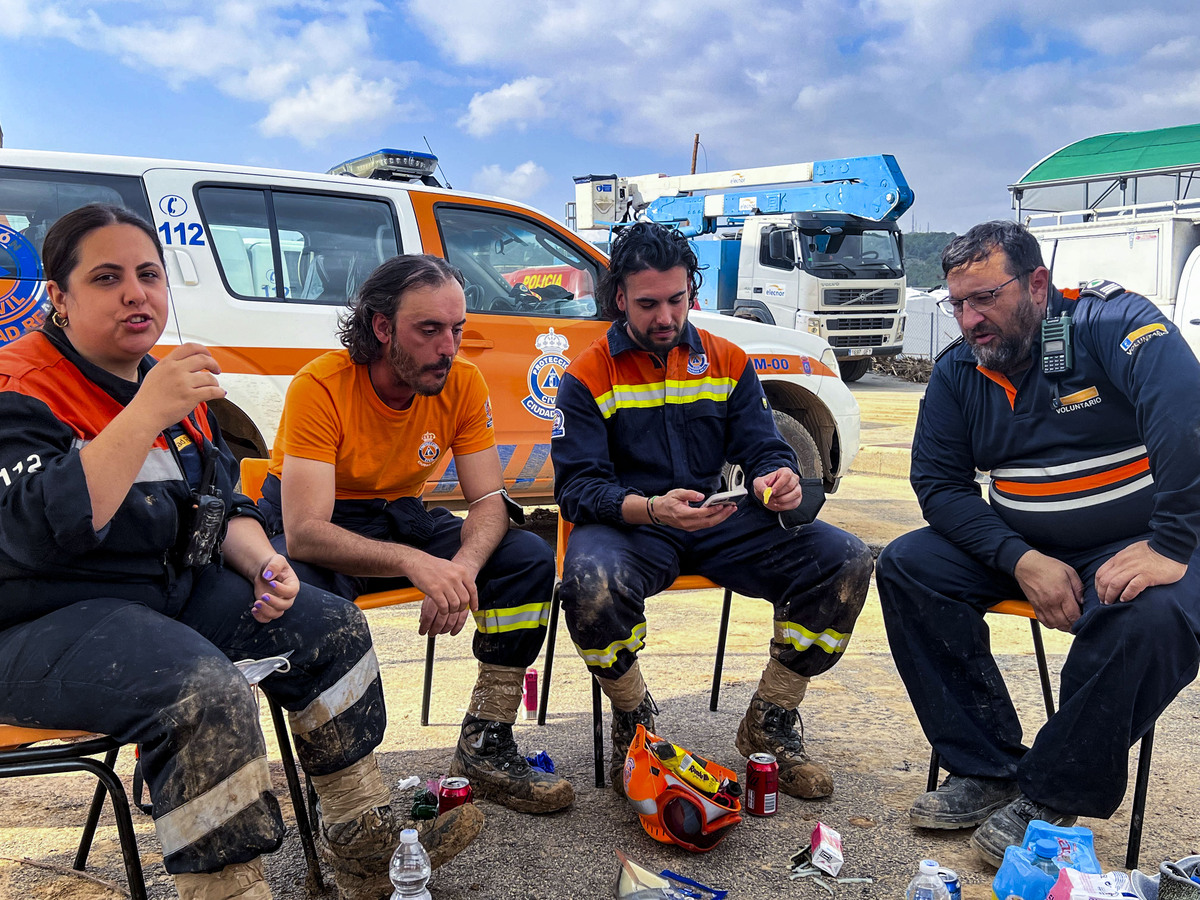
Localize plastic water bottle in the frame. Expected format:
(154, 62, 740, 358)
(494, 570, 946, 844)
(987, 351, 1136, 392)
(905, 859, 951, 900)
(389, 829, 432, 899)
(1033, 838, 1061, 877)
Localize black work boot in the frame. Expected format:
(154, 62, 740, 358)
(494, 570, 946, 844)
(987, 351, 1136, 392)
(609, 693, 658, 797)
(735, 694, 833, 799)
(970, 794, 1078, 867)
(449, 714, 574, 814)
(908, 774, 1020, 829)
(316, 803, 483, 899)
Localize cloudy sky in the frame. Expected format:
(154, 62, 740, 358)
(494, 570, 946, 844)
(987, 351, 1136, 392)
(2, 0, 1199, 235)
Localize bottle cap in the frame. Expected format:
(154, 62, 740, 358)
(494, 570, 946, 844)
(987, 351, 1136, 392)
(1035, 838, 1058, 858)
(920, 859, 939, 875)
(400, 828, 419, 844)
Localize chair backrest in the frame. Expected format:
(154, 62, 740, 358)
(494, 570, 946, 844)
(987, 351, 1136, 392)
(240, 457, 270, 502)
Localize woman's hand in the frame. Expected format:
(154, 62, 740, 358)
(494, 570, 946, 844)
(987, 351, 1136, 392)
(251, 553, 299, 623)
(131, 343, 226, 432)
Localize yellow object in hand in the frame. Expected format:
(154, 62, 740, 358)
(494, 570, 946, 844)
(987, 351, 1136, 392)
(763, 486, 773, 505)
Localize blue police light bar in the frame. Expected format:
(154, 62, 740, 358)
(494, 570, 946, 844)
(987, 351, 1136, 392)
(328, 149, 439, 182)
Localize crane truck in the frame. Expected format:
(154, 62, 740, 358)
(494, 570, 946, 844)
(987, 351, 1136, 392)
(572, 155, 915, 381)
(1011, 124, 1200, 359)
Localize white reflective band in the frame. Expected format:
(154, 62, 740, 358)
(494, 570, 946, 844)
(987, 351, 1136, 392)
(155, 757, 271, 857)
(72, 439, 185, 484)
(290, 647, 380, 735)
(991, 445, 1147, 479)
(575, 622, 648, 668)
(775, 621, 851, 655)
(472, 602, 550, 634)
(989, 474, 1155, 512)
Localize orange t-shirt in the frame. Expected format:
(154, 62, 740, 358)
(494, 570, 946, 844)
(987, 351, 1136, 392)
(270, 350, 495, 500)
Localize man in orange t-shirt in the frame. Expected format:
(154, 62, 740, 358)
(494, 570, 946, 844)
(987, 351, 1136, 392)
(256, 255, 572, 836)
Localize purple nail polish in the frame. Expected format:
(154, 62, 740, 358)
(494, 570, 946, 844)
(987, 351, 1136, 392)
(270, 581, 280, 590)
(261, 594, 270, 603)
(263, 570, 274, 580)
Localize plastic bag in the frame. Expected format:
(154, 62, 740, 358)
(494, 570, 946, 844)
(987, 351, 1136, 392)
(994, 845, 1060, 900)
(1022, 821, 1102, 874)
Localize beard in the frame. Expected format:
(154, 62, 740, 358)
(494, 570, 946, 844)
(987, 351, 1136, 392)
(965, 290, 1041, 374)
(387, 340, 453, 396)
(625, 319, 682, 354)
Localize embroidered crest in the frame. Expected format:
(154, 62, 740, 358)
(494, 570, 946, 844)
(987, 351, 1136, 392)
(686, 352, 709, 375)
(551, 408, 565, 439)
(417, 431, 441, 467)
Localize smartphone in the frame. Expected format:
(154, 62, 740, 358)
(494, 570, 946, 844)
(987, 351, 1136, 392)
(700, 484, 747, 508)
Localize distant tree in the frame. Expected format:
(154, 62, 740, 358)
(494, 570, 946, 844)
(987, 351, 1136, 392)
(902, 230, 958, 290)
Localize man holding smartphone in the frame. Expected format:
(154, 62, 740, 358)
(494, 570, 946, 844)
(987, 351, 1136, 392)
(551, 222, 874, 800)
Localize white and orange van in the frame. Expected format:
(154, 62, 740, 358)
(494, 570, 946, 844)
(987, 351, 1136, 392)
(0, 147, 860, 505)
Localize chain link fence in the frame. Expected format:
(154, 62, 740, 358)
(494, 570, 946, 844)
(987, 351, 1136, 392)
(903, 290, 961, 359)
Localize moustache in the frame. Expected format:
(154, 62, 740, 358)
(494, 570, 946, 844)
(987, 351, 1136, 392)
(424, 357, 453, 373)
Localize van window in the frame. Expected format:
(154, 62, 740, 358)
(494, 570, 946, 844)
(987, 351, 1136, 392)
(0, 168, 153, 257)
(197, 186, 399, 304)
(435, 205, 599, 318)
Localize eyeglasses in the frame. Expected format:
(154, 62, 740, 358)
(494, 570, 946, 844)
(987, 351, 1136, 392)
(937, 275, 1021, 316)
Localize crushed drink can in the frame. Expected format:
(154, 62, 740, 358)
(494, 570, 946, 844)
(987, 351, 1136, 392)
(745, 752, 778, 816)
(522, 667, 538, 720)
(437, 776, 473, 813)
(938, 867, 961, 900)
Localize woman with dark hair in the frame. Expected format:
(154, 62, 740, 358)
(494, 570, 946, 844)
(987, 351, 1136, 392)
(0, 205, 479, 899)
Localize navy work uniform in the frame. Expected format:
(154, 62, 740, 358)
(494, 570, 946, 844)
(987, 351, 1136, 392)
(877, 283, 1200, 818)
(552, 320, 873, 684)
(0, 326, 385, 875)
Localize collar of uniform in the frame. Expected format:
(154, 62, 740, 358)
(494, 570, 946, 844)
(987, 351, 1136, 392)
(606, 319, 705, 357)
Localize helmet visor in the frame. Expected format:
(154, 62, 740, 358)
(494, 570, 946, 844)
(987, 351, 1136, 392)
(660, 795, 734, 852)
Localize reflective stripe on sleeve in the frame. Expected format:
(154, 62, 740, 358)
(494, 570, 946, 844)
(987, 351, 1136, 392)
(154, 756, 272, 857)
(289, 647, 380, 736)
(574, 622, 648, 668)
(774, 620, 851, 655)
(472, 601, 550, 634)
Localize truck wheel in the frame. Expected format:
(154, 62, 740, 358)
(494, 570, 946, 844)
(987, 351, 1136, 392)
(839, 357, 872, 383)
(772, 410, 825, 479)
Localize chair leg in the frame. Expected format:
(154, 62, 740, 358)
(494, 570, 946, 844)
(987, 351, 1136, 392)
(926, 750, 941, 793)
(421, 634, 436, 727)
(267, 696, 324, 893)
(75, 746, 119, 871)
(1029, 619, 1056, 718)
(1125, 723, 1156, 870)
(592, 676, 605, 789)
(538, 583, 561, 726)
(66, 755, 148, 900)
(710, 588, 733, 712)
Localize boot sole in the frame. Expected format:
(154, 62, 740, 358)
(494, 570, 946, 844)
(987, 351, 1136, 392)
(469, 777, 575, 814)
(909, 797, 1014, 830)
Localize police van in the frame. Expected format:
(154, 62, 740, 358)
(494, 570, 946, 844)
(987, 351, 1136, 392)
(0, 147, 860, 504)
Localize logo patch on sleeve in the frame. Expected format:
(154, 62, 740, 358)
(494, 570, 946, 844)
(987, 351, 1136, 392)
(550, 408, 565, 439)
(1120, 323, 1167, 354)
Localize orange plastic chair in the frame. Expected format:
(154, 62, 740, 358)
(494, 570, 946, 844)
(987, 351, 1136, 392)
(0, 725, 146, 898)
(924, 599, 1156, 869)
(537, 515, 736, 787)
(238, 458, 435, 723)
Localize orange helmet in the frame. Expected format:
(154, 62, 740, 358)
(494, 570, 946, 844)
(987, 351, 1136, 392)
(622, 724, 743, 852)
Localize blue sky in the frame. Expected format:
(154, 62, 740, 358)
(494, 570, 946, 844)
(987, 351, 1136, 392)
(2, 0, 1200, 237)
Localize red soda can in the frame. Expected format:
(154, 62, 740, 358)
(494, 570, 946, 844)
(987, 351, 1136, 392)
(522, 668, 538, 720)
(745, 752, 778, 816)
(437, 776, 473, 813)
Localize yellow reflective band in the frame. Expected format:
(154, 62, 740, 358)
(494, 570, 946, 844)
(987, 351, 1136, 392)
(774, 620, 851, 655)
(472, 601, 551, 634)
(595, 376, 738, 419)
(574, 622, 648, 668)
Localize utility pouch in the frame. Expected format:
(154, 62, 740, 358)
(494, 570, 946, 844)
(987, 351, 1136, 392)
(778, 477, 826, 529)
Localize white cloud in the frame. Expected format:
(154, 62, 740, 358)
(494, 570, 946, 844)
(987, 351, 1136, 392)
(470, 161, 550, 202)
(458, 76, 552, 137)
(260, 72, 399, 145)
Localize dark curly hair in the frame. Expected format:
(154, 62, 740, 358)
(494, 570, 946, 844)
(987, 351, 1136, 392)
(598, 221, 702, 319)
(43, 203, 164, 290)
(942, 220, 1044, 280)
(338, 254, 465, 364)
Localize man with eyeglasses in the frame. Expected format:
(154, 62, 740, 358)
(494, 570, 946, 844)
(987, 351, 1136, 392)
(876, 220, 1200, 866)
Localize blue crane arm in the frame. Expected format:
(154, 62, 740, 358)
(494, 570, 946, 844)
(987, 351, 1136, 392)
(643, 155, 914, 237)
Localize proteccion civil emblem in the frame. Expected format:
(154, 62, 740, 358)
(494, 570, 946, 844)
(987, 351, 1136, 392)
(523, 328, 570, 420)
(0, 224, 47, 346)
(417, 431, 441, 467)
(686, 352, 708, 375)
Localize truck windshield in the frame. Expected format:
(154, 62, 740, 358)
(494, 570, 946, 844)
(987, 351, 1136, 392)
(797, 227, 902, 278)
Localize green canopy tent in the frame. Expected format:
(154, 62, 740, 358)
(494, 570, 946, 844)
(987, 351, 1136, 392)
(1010, 124, 1200, 219)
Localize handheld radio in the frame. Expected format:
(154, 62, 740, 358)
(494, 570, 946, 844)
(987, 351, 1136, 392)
(1040, 238, 1074, 378)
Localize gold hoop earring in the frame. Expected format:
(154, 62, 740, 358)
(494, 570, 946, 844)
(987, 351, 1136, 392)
(50, 310, 69, 328)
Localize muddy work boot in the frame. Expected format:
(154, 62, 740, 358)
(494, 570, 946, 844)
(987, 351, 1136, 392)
(174, 858, 272, 900)
(735, 694, 833, 799)
(971, 794, 1077, 868)
(609, 693, 658, 797)
(317, 803, 483, 899)
(449, 714, 574, 814)
(909, 774, 1020, 830)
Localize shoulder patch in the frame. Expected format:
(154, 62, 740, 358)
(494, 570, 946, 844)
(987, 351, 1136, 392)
(1079, 278, 1124, 301)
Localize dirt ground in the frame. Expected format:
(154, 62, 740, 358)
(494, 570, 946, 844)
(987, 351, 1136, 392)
(3, 378, 1197, 899)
